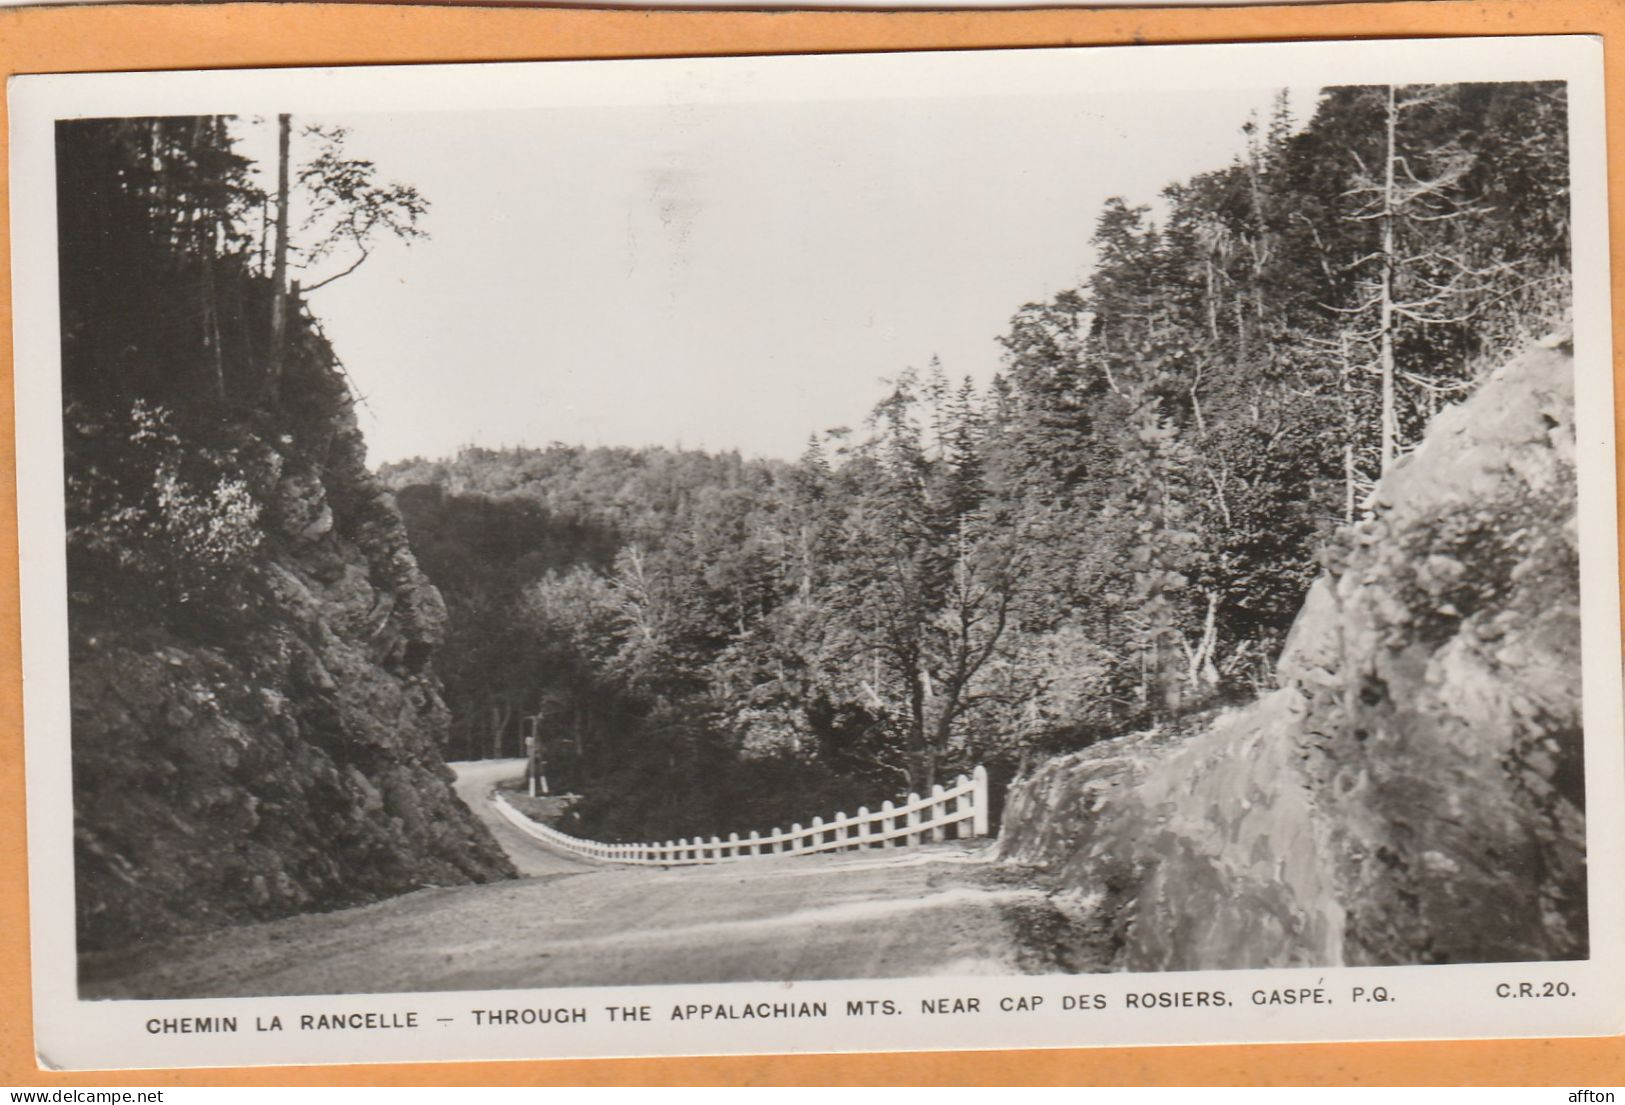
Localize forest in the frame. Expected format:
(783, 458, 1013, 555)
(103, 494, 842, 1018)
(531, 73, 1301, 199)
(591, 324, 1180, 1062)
(380, 82, 1573, 844)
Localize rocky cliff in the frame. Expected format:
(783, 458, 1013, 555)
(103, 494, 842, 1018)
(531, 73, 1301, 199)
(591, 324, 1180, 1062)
(999, 334, 1586, 969)
(69, 320, 516, 954)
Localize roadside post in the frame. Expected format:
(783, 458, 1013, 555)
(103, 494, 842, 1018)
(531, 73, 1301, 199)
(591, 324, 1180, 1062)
(521, 714, 548, 797)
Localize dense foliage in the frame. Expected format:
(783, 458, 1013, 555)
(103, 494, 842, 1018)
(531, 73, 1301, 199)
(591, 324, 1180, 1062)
(59, 116, 428, 642)
(61, 117, 283, 639)
(385, 81, 1570, 843)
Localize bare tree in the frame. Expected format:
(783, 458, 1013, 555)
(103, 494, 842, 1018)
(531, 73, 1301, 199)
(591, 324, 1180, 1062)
(265, 113, 292, 401)
(1338, 85, 1512, 481)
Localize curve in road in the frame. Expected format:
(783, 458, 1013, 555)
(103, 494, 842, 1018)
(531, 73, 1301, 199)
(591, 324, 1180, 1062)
(447, 759, 592, 877)
(79, 762, 1097, 998)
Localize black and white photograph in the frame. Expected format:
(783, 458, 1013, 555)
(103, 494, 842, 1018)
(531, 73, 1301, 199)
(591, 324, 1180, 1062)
(11, 36, 1623, 1070)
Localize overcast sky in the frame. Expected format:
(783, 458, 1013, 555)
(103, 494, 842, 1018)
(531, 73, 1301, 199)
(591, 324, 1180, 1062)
(245, 86, 1311, 465)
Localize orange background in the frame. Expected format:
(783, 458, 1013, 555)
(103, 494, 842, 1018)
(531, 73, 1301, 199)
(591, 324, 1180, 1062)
(0, 0, 1620, 1086)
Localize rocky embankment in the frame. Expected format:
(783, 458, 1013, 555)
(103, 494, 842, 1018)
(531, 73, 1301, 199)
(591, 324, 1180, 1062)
(999, 334, 1586, 970)
(71, 328, 515, 953)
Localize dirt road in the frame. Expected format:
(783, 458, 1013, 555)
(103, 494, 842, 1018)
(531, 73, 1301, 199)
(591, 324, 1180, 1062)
(81, 762, 1095, 999)
(448, 759, 590, 877)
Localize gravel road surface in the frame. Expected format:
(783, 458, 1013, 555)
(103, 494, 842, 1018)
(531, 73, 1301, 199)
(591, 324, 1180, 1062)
(81, 761, 1087, 999)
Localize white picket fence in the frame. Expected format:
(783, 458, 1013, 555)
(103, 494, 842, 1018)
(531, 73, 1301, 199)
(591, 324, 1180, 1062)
(491, 765, 990, 867)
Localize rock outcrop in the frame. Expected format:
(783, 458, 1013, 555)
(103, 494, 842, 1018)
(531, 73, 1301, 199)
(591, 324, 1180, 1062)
(69, 325, 516, 954)
(999, 334, 1586, 969)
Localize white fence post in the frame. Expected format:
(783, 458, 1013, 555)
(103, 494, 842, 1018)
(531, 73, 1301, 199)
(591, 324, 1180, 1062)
(930, 785, 946, 843)
(880, 800, 895, 848)
(972, 765, 990, 837)
(856, 807, 870, 848)
(748, 830, 760, 856)
(790, 823, 803, 854)
(812, 815, 824, 851)
(834, 812, 848, 851)
(906, 793, 921, 847)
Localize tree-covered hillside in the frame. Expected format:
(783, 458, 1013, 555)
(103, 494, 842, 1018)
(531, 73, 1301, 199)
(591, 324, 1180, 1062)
(384, 81, 1571, 846)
